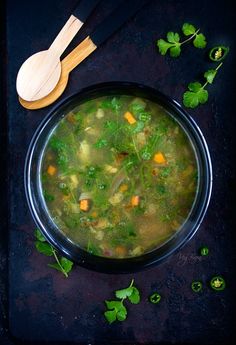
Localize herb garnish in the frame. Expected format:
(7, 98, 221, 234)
(210, 276, 226, 291)
(199, 246, 209, 256)
(191, 281, 203, 292)
(209, 46, 229, 62)
(183, 62, 223, 108)
(104, 279, 140, 324)
(34, 228, 73, 277)
(157, 23, 206, 57)
(149, 292, 161, 304)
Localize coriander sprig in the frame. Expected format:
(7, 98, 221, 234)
(183, 62, 223, 108)
(104, 279, 140, 324)
(34, 228, 73, 277)
(157, 23, 206, 57)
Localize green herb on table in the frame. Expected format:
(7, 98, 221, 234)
(149, 292, 161, 304)
(210, 276, 226, 291)
(157, 23, 206, 57)
(199, 246, 209, 256)
(191, 280, 203, 292)
(183, 62, 223, 108)
(34, 228, 73, 277)
(209, 46, 229, 61)
(104, 279, 140, 324)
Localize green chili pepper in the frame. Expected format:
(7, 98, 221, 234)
(191, 281, 203, 292)
(209, 46, 229, 62)
(210, 276, 226, 291)
(149, 292, 161, 304)
(199, 246, 209, 256)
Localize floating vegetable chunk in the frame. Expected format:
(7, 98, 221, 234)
(124, 111, 136, 124)
(153, 152, 166, 164)
(41, 95, 198, 258)
(47, 165, 56, 176)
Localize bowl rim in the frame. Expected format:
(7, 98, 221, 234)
(24, 81, 213, 273)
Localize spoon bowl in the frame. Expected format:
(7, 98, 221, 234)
(16, 50, 62, 102)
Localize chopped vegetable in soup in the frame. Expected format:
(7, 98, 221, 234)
(41, 95, 198, 258)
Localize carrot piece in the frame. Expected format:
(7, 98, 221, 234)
(119, 184, 128, 192)
(47, 165, 56, 176)
(115, 246, 127, 257)
(153, 152, 166, 164)
(131, 195, 140, 206)
(91, 211, 98, 218)
(79, 199, 90, 212)
(124, 111, 136, 124)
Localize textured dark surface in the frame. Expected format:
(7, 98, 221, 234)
(1, 0, 236, 344)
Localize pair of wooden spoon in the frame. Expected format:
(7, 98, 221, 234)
(17, 0, 148, 110)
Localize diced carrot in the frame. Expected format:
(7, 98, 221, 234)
(119, 184, 128, 192)
(79, 199, 90, 212)
(115, 246, 127, 257)
(124, 111, 136, 124)
(131, 195, 140, 207)
(47, 165, 56, 176)
(91, 211, 98, 218)
(153, 152, 166, 164)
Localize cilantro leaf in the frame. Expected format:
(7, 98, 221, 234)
(35, 241, 53, 256)
(131, 121, 145, 134)
(34, 228, 46, 242)
(104, 279, 140, 324)
(128, 287, 140, 304)
(204, 69, 217, 84)
(157, 39, 173, 55)
(188, 82, 202, 92)
(34, 228, 73, 277)
(169, 45, 181, 57)
(116, 308, 127, 321)
(105, 300, 124, 310)
(167, 32, 180, 43)
(60, 257, 73, 273)
(193, 33, 207, 48)
(182, 23, 196, 36)
(115, 286, 133, 299)
(157, 32, 181, 57)
(48, 256, 73, 277)
(104, 300, 127, 324)
(94, 138, 108, 148)
(104, 310, 117, 324)
(183, 82, 208, 108)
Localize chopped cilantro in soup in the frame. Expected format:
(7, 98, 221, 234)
(41, 96, 198, 258)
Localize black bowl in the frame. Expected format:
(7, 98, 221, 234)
(25, 82, 212, 273)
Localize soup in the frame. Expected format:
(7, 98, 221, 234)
(41, 95, 198, 258)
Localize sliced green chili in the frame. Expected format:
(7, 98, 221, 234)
(199, 246, 209, 256)
(210, 276, 226, 291)
(191, 281, 203, 292)
(149, 292, 161, 304)
(209, 46, 229, 61)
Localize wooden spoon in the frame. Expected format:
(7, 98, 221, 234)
(16, 0, 100, 102)
(19, 0, 149, 110)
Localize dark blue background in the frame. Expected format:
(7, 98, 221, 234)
(0, 0, 235, 344)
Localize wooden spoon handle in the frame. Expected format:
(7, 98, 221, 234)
(49, 15, 83, 56)
(90, 0, 149, 46)
(63, 36, 97, 73)
(63, 0, 149, 74)
(49, 0, 100, 56)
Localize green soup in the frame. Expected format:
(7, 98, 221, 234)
(41, 95, 198, 258)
